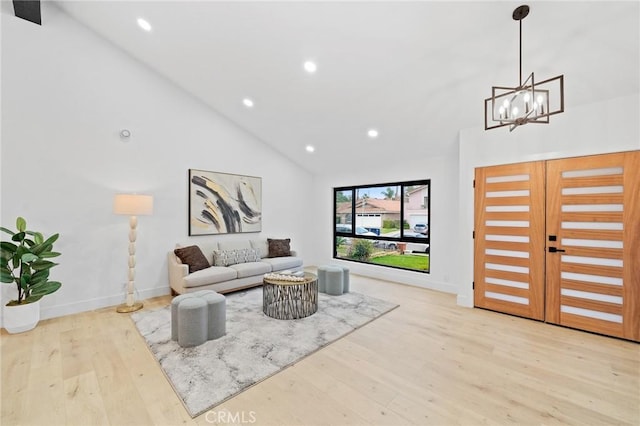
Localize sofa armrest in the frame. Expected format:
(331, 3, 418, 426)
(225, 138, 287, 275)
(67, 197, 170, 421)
(168, 252, 189, 294)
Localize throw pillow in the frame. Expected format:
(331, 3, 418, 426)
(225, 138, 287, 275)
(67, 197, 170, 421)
(214, 248, 262, 266)
(174, 246, 210, 274)
(267, 238, 291, 258)
(213, 249, 239, 267)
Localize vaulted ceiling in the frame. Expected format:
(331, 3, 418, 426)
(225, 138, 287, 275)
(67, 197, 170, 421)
(54, 1, 639, 174)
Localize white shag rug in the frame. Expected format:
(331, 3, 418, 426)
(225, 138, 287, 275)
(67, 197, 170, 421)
(131, 287, 398, 417)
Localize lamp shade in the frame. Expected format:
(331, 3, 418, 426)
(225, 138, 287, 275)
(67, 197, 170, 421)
(113, 194, 154, 216)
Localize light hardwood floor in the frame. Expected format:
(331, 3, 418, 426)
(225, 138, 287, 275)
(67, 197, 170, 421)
(2, 273, 639, 425)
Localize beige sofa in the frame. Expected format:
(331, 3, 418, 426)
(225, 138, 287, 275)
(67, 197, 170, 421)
(168, 238, 303, 295)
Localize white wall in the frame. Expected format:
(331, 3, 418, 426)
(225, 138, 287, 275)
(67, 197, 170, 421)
(456, 93, 640, 307)
(0, 4, 313, 323)
(310, 152, 460, 295)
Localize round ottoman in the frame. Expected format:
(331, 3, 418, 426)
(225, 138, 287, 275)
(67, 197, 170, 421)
(324, 266, 344, 295)
(177, 297, 208, 348)
(200, 291, 226, 339)
(171, 293, 196, 341)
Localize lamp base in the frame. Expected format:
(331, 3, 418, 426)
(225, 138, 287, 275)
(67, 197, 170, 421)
(116, 302, 143, 313)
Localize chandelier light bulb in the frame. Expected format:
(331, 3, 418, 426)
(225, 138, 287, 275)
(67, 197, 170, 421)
(512, 106, 519, 117)
(537, 94, 544, 105)
(503, 99, 510, 108)
(523, 92, 530, 102)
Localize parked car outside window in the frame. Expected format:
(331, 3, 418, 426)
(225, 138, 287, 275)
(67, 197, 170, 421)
(413, 223, 428, 234)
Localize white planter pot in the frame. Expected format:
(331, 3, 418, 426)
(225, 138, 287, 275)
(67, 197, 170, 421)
(3, 301, 40, 334)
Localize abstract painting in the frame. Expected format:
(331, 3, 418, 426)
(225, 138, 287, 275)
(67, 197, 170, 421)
(189, 169, 262, 235)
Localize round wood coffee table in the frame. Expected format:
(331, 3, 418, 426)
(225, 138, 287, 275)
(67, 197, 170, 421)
(263, 272, 318, 320)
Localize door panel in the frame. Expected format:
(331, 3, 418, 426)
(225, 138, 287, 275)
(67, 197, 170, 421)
(474, 161, 546, 320)
(545, 151, 640, 341)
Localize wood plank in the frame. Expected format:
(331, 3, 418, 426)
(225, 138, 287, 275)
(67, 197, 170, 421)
(560, 229, 623, 241)
(484, 180, 531, 191)
(561, 296, 623, 315)
(561, 279, 624, 296)
(484, 211, 530, 221)
(559, 246, 623, 260)
(485, 283, 530, 299)
(484, 240, 530, 252)
(559, 312, 623, 339)
(484, 226, 531, 236)
(560, 174, 623, 188)
(484, 269, 531, 284)
(484, 196, 531, 206)
(484, 254, 530, 268)
(561, 263, 623, 279)
(561, 212, 623, 223)
(561, 193, 624, 205)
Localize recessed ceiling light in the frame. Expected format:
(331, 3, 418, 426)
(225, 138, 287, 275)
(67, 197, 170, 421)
(242, 98, 254, 108)
(305, 145, 315, 153)
(303, 61, 317, 74)
(367, 129, 379, 139)
(137, 18, 152, 32)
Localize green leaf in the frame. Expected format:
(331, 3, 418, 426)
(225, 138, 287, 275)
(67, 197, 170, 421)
(11, 232, 25, 242)
(0, 242, 17, 253)
(23, 239, 35, 247)
(1, 268, 14, 283)
(23, 294, 44, 304)
(39, 251, 61, 259)
(29, 281, 61, 296)
(31, 260, 57, 271)
(21, 253, 39, 263)
(16, 217, 26, 232)
(0, 227, 15, 236)
(19, 275, 29, 290)
(31, 269, 50, 283)
(33, 232, 44, 245)
(31, 234, 58, 255)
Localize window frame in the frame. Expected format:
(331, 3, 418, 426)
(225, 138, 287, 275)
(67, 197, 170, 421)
(333, 179, 430, 273)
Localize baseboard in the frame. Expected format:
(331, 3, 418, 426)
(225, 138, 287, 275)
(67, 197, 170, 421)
(38, 286, 171, 322)
(308, 262, 458, 295)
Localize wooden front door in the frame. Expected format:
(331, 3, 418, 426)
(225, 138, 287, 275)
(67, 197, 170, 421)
(545, 151, 640, 341)
(474, 161, 546, 320)
(474, 151, 640, 341)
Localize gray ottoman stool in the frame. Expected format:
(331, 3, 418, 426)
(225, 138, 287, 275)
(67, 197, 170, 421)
(171, 293, 195, 341)
(332, 265, 350, 293)
(324, 266, 344, 295)
(177, 297, 208, 347)
(199, 291, 226, 340)
(171, 290, 226, 347)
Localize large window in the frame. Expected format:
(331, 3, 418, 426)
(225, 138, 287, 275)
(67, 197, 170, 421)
(334, 180, 430, 273)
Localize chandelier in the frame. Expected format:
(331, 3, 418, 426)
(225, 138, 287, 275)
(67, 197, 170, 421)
(485, 5, 564, 131)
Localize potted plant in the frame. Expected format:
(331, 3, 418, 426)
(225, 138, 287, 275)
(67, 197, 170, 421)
(1, 217, 62, 333)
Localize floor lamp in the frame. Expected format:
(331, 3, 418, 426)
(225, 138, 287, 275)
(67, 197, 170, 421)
(113, 193, 154, 313)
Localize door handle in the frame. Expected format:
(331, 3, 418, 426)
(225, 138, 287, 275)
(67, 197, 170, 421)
(548, 247, 566, 253)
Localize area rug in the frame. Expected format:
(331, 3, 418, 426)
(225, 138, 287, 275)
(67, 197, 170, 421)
(131, 288, 398, 417)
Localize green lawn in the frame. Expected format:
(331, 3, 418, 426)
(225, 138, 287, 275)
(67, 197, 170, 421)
(369, 254, 429, 271)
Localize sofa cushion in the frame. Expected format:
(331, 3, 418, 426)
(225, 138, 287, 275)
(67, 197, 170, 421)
(267, 238, 291, 257)
(218, 240, 252, 251)
(250, 239, 269, 259)
(262, 256, 303, 271)
(229, 261, 271, 278)
(174, 245, 210, 273)
(183, 266, 238, 288)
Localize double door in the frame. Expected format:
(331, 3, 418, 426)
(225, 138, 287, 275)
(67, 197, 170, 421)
(474, 151, 639, 341)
